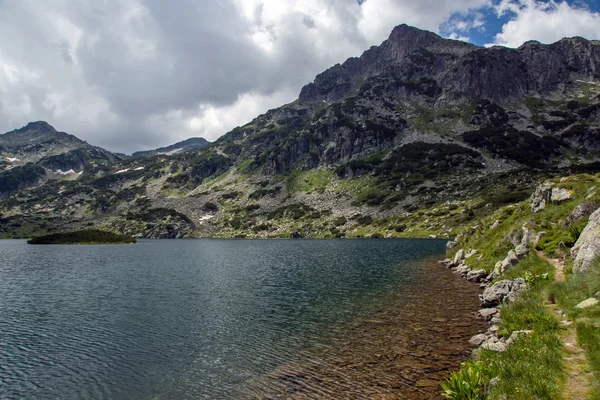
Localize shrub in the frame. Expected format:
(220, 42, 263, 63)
(203, 202, 219, 212)
(441, 361, 484, 400)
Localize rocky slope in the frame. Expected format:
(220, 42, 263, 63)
(0, 121, 122, 198)
(1, 25, 600, 238)
(131, 137, 209, 158)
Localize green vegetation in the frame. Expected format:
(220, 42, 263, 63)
(443, 173, 600, 399)
(551, 265, 600, 397)
(463, 126, 565, 167)
(0, 164, 46, 194)
(27, 229, 136, 244)
(441, 361, 484, 400)
(484, 292, 563, 399)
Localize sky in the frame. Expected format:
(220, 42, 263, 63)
(1, 0, 600, 153)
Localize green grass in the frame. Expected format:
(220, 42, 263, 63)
(551, 265, 600, 398)
(471, 274, 564, 400)
(286, 170, 335, 194)
(576, 322, 600, 398)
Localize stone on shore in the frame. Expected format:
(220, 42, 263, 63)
(467, 269, 488, 283)
(481, 342, 508, 352)
(480, 279, 527, 308)
(453, 249, 465, 266)
(469, 334, 487, 346)
(478, 308, 498, 320)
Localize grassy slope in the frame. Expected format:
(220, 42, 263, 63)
(445, 173, 600, 400)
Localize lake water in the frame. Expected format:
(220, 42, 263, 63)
(0, 239, 484, 399)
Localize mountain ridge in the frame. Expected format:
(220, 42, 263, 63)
(131, 137, 209, 158)
(1, 24, 600, 239)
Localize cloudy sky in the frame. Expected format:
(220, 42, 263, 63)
(1, 0, 600, 153)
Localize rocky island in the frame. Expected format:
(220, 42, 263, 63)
(27, 230, 137, 245)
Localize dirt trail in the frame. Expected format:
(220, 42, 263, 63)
(537, 251, 593, 400)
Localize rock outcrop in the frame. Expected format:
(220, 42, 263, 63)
(480, 279, 527, 308)
(571, 207, 600, 273)
(565, 201, 598, 227)
(530, 183, 573, 213)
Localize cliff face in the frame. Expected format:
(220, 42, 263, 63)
(300, 25, 600, 105)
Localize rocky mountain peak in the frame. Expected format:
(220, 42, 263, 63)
(23, 121, 56, 133)
(382, 24, 443, 59)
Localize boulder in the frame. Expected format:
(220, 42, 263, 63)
(506, 330, 534, 346)
(552, 187, 572, 203)
(465, 249, 478, 259)
(489, 220, 500, 230)
(469, 334, 487, 346)
(453, 249, 465, 266)
(520, 224, 537, 247)
(506, 278, 527, 303)
(481, 342, 508, 352)
(515, 244, 529, 258)
(571, 207, 600, 273)
(478, 308, 498, 320)
(530, 183, 573, 213)
(565, 201, 598, 227)
(480, 279, 527, 308)
(455, 264, 470, 276)
(530, 183, 553, 213)
(499, 250, 519, 273)
(446, 240, 458, 252)
(467, 269, 488, 282)
(575, 298, 599, 309)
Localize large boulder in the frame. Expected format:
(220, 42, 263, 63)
(530, 183, 553, 213)
(572, 207, 600, 273)
(480, 279, 527, 308)
(565, 201, 598, 227)
(453, 249, 465, 266)
(530, 183, 573, 213)
(467, 269, 488, 282)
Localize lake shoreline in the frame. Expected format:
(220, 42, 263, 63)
(239, 255, 488, 399)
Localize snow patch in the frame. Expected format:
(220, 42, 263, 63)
(115, 168, 130, 174)
(5, 157, 20, 162)
(55, 169, 76, 175)
(198, 215, 214, 224)
(134, 167, 145, 171)
(158, 149, 183, 156)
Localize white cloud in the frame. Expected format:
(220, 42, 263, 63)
(490, 0, 600, 47)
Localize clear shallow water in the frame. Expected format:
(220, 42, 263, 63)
(0, 239, 453, 399)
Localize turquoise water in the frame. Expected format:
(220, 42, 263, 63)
(0, 239, 448, 399)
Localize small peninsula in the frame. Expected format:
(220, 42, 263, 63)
(27, 230, 137, 245)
